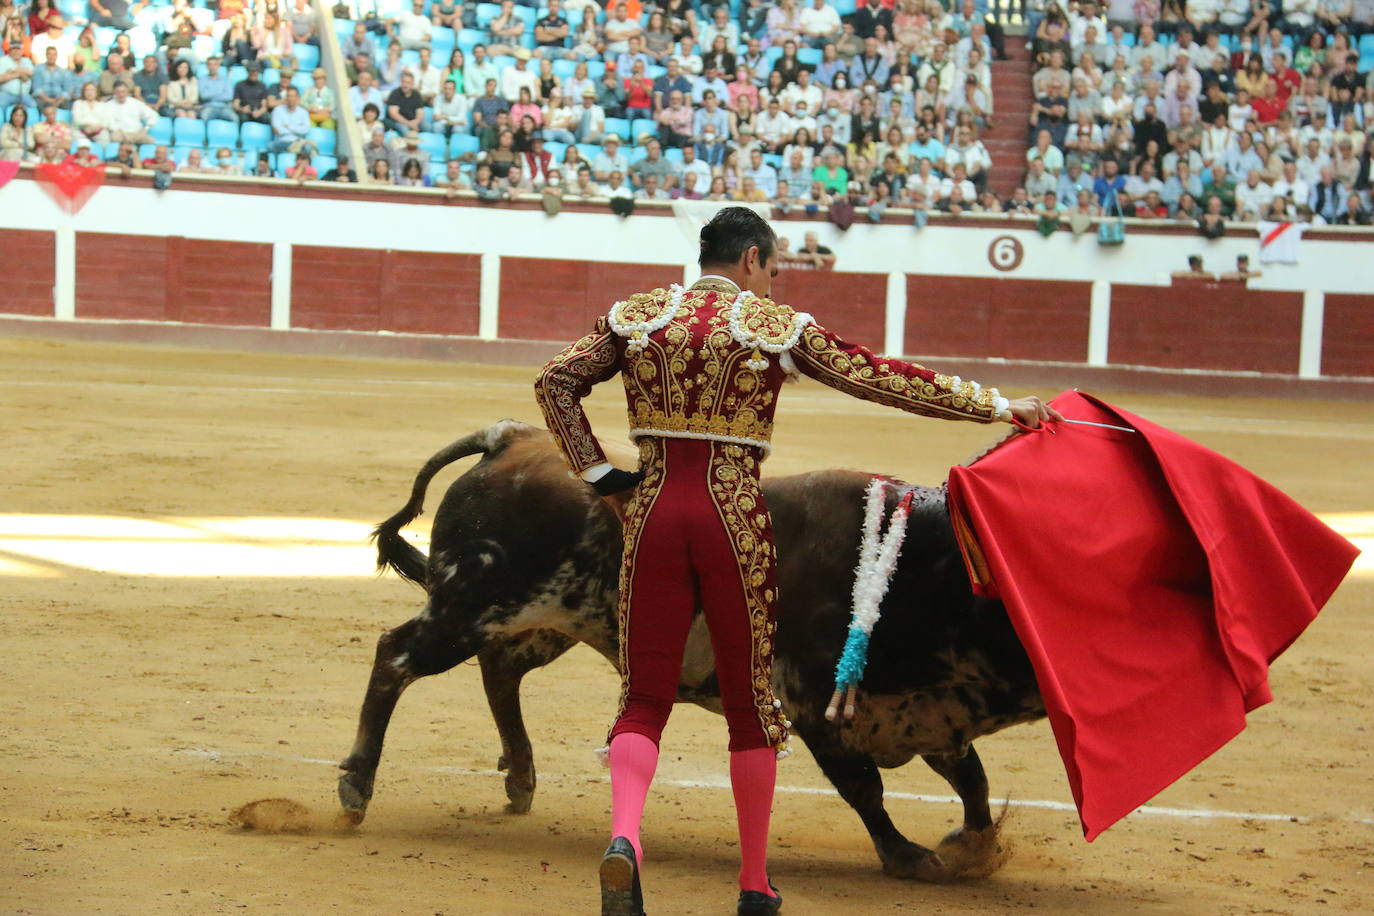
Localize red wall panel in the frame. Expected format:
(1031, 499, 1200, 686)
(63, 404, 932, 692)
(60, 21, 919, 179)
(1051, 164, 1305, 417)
(291, 246, 480, 335)
(1110, 281, 1302, 374)
(76, 234, 271, 325)
(0, 229, 55, 316)
(905, 275, 1092, 362)
(771, 270, 887, 351)
(1322, 294, 1374, 379)
(499, 257, 679, 340)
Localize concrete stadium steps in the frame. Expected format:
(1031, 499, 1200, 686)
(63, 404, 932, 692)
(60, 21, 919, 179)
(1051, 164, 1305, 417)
(986, 47, 1036, 198)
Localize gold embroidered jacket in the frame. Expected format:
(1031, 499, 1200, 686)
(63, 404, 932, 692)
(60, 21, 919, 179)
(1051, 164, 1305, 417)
(535, 277, 1006, 475)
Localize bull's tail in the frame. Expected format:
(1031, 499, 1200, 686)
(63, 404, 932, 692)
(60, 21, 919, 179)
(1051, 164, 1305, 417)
(372, 420, 534, 589)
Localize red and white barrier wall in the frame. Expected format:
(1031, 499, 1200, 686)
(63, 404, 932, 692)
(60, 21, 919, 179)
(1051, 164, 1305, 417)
(1, 174, 1370, 387)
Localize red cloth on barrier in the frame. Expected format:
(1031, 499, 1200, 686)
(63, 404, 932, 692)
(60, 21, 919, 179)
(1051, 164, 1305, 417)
(35, 156, 104, 215)
(945, 391, 1359, 841)
(0, 161, 18, 190)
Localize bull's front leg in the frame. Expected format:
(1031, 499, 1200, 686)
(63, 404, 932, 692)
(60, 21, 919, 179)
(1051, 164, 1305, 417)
(921, 747, 1008, 879)
(478, 629, 576, 814)
(338, 611, 471, 823)
(801, 728, 950, 882)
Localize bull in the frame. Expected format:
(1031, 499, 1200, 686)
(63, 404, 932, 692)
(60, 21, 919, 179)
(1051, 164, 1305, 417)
(338, 420, 1045, 880)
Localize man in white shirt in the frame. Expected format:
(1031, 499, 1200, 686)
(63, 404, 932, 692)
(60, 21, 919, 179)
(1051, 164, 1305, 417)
(1069, 1, 1107, 48)
(1132, 24, 1167, 74)
(502, 48, 538, 102)
(1271, 160, 1309, 205)
(1124, 159, 1165, 197)
(603, 3, 642, 55)
(391, 0, 434, 50)
(1283, 0, 1317, 30)
(30, 18, 76, 69)
(1162, 52, 1202, 100)
(755, 98, 795, 153)
(1298, 111, 1334, 151)
(464, 45, 500, 98)
(1233, 169, 1275, 220)
(1185, 0, 1222, 32)
(408, 47, 443, 103)
(800, 0, 841, 46)
(742, 148, 778, 197)
(675, 142, 712, 190)
(1217, 0, 1251, 32)
(1295, 138, 1331, 185)
(944, 126, 992, 186)
(99, 81, 157, 144)
(940, 162, 976, 202)
(699, 7, 741, 50)
(780, 69, 822, 115)
(432, 79, 471, 136)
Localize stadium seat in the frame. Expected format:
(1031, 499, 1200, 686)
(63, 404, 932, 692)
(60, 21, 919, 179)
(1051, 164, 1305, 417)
(206, 119, 239, 149)
(262, 67, 281, 87)
(627, 145, 647, 163)
(476, 3, 502, 28)
(834, 0, 858, 13)
(630, 117, 658, 141)
(149, 116, 174, 144)
(419, 131, 447, 159)
(797, 48, 821, 67)
(432, 26, 457, 56)
(334, 19, 357, 43)
(1361, 34, 1374, 55)
(295, 44, 320, 71)
(552, 59, 577, 79)
(513, 6, 537, 29)
(103, 141, 120, 160)
(172, 119, 206, 147)
(491, 54, 516, 70)
(605, 116, 631, 140)
(55, 107, 71, 123)
(645, 64, 666, 79)
(292, 71, 313, 91)
(308, 127, 336, 155)
(240, 121, 272, 149)
(544, 140, 567, 160)
(229, 65, 247, 84)
(137, 143, 157, 161)
(585, 60, 605, 80)
(763, 153, 782, 168)
(315, 154, 338, 174)
(663, 147, 683, 164)
(458, 28, 486, 52)
(576, 142, 599, 160)
(450, 133, 480, 157)
(170, 146, 198, 166)
(402, 49, 422, 69)
(277, 152, 296, 176)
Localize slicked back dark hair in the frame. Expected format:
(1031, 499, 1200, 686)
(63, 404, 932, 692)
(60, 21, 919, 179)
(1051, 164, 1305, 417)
(698, 206, 776, 269)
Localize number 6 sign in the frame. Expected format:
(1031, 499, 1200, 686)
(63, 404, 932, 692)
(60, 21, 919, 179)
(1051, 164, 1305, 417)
(987, 235, 1024, 272)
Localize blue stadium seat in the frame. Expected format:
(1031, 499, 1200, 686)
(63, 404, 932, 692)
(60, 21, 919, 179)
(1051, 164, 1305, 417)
(585, 60, 605, 80)
(315, 154, 338, 174)
(645, 64, 665, 79)
(797, 48, 821, 67)
(432, 26, 457, 56)
(240, 121, 272, 149)
(576, 142, 599, 160)
(402, 48, 422, 69)
(476, 3, 502, 27)
(491, 54, 516, 70)
(627, 145, 647, 163)
(552, 59, 577, 79)
(137, 143, 156, 161)
(834, 0, 858, 13)
(663, 147, 682, 163)
(1361, 50, 1374, 72)
(172, 118, 206, 147)
(308, 127, 336, 155)
(206, 118, 239, 149)
(458, 28, 486, 52)
(103, 141, 120, 159)
(55, 107, 71, 123)
(763, 153, 782, 168)
(1361, 34, 1374, 55)
(605, 116, 631, 140)
(170, 146, 198, 166)
(292, 71, 313, 91)
(262, 67, 281, 86)
(450, 133, 480, 157)
(544, 140, 566, 160)
(513, 6, 537, 29)
(419, 131, 447, 159)
(149, 116, 174, 144)
(334, 19, 358, 43)
(276, 152, 296, 176)
(630, 117, 658, 141)
(295, 44, 320, 71)
(229, 65, 247, 84)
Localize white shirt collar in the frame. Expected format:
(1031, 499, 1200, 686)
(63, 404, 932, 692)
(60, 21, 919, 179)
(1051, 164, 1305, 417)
(696, 273, 741, 290)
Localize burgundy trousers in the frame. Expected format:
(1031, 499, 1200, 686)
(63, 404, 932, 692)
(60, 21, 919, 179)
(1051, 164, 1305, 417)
(608, 437, 790, 752)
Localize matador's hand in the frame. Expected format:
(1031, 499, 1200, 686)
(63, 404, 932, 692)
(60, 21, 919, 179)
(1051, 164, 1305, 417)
(1001, 395, 1065, 428)
(602, 490, 634, 524)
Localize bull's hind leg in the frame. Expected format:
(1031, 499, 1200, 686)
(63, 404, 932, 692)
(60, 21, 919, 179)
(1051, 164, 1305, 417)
(922, 747, 1008, 878)
(338, 612, 468, 823)
(805, 735, 949, 882)
(478, 629, 576, 814)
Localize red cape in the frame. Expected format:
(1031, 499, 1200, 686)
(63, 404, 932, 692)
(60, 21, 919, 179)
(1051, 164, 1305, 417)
(945, 392, 1358, 840)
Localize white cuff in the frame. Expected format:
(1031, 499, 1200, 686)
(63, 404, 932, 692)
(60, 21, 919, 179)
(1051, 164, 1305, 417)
(580, 461, 614, 483)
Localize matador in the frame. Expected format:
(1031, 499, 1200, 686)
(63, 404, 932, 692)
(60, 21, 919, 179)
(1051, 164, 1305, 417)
(534, 208, 1058, 916)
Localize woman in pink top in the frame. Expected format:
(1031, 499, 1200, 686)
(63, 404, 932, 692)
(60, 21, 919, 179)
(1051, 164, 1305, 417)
(510, 86, 543, 126)
(727, 67, 759, 112)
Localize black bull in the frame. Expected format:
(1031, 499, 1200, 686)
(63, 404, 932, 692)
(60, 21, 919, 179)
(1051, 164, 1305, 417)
(338, 420, 1046, 880)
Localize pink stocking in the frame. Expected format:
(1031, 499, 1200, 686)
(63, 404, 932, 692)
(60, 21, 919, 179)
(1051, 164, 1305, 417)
(730, 747, 778, 896)
(608, 731, 659, 865)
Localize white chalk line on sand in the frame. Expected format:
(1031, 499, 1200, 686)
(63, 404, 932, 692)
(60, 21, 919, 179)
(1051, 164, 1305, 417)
(172, 746, 1374, 827)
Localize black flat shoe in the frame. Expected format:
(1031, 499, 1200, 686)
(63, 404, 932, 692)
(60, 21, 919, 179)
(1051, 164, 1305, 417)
(737, 882, 782, 915)
(600, 836, 645, 916)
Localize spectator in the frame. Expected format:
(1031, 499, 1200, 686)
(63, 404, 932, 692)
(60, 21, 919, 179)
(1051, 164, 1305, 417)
(1204, 162, 1237, 214)
(288, 151, 319, 183)
(387, 71, 424, 133)
(801, 0, 841, 46)
(1126, 158, 1165, 197)
(409, 47, 443, 104)
(163, 59, 200, 120)
(593, 134, 628, 181)
(465, 45, 500, 98)
(472, 161, 509, 199)
(302, 69, 335, 129)
(362, 126, 392, 172)
(1234, 169, 1275, 220)
(368, 157, 393, 185)
(0, 105, 29, 161)
(322, 154, 358, 183)
(630, 136, 675, 189)
(270, 85, 314, 154)
(73, 82, 106, 142)
(395, 156, 430, 187)
(656, 88, 694, 148)
(433, 79, 471, 137)
(29, 45, 71, 114)
(850, 36, 891, 88)
(142, 143, 177, 173)
(1058, 157, 1093, 206)
(1272, 159, 1310, 204)
(1309, 166, 1348, 222)
(635, 172, 669, 199)
(853, 0, 894, 40)
(435, 158, 467, 194)
(574, 86, 605, 142)
(1025, 157, 1059, 198)
(232, 62, 270, 124)
(1197, 194, 1227, 237)
(392, 0, 434, 51)
(343, 23, 377, 62)
(0, 43, 35, 110)
(604, 4, 642, 55)
(1029, 78, 1070, 146)
(253, 13, 294, 70)
(101, 80, 158, 143)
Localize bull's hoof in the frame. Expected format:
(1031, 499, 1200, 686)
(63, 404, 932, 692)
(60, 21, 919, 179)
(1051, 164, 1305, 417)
(503, 777, 534, 814)
(879, 843, 951, 883)
(337, 760, 375, 822)
(935, 825, 1009, 879)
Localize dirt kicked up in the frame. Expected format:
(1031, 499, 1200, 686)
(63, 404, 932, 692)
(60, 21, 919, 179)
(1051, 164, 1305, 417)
(2, 336, 1372, 915)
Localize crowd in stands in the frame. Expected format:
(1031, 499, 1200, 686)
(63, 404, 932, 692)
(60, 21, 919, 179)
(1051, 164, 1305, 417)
(1, 0, 1370, 226)
(1022, 0, 1374, 227)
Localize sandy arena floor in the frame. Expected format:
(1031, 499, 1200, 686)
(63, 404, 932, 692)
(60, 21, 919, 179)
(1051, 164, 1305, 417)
(1, 336, 1372, 916)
